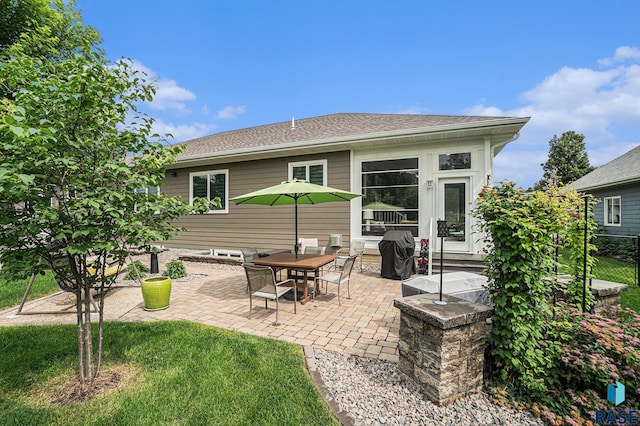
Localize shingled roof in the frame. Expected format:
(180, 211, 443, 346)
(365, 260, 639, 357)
(179, 113, 522, 155)
(170, 112, 529, 168)
(571, 144, 640, 190)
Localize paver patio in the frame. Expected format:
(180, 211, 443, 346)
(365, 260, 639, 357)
(1, 261, 403, 362)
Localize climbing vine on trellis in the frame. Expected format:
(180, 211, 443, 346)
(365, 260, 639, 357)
(473, 182, 594, 393)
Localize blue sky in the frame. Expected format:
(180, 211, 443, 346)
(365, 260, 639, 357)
(76, 0, 640, 189)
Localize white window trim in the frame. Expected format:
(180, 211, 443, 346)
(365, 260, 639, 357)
(288, 159, 327, 186)
(604, 196, 621, 226)
(189, 169, 229, 214)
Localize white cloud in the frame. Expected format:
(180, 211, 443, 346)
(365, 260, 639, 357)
(598, 46, 640, 66)
(216, 105, 247, 119)
(465, 46, 640, 188)
(151, 119, 217, 143)
(129, 60, 196, 114)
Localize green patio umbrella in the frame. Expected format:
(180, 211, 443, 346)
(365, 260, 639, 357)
(231, 179, 361, 257)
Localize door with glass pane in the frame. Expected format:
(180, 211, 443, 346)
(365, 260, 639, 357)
(438, 178, 470, 252)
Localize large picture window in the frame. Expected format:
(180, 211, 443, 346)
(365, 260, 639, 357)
(189, 170, 228, 213)
(604, 196, 621, 226)
(361, 158, 419, 237)
(289, 160, 326, 185)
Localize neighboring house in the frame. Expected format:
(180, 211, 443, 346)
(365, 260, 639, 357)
(161, 113, 529, 254)
(570, 145, 640, 236)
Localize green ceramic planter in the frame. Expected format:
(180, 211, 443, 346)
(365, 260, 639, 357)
(141, 276, 172, 311)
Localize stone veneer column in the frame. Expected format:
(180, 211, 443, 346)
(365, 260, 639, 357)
(590, 280, 628, 314)
(393, 293, 494, 406)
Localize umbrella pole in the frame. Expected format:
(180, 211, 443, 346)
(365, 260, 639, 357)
(294, 199, 299, 258)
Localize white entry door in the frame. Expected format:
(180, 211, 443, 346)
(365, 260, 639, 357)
(437, 178, 470, 252)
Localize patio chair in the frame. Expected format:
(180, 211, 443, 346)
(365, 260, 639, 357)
(243, 263, 296, 326)
(315, 254, 357, 305)
(334, 239, 366, 272)
(240, 248, 259, 262)
(288, 245, 326, 288)
(298, 237, 319, 254)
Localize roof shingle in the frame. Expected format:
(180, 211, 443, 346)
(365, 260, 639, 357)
(174, 112, 513, 158)
(571, 145, 640, 190)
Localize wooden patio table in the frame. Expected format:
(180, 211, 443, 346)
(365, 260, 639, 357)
(252, 253, 336, 304)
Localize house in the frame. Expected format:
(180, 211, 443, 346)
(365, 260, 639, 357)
(161, 113, 530, 255)
(570, 145, 640, 236)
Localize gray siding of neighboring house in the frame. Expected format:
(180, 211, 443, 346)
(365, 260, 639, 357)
(160, 150, 352, 252)
(590, 182, 640, 236)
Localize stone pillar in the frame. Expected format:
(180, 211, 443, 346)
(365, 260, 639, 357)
(393, 293, 493, 406)
(590, 279, 628, 314)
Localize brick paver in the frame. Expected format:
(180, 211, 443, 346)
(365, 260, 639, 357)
(127, 263, 402, 361)
(1, 262, 403, 362)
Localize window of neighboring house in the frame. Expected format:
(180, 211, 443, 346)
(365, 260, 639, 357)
(134, 186, 160, 213)
(189, 170, 228, 213)
(289, 160, 327, 186)
(604, 196, 621, 226)
(361, 158, 419, 237)
(136, 186, 160, 196)
(439, 152, 471, 170)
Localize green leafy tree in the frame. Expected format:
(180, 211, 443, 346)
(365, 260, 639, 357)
(0, 2, 218, 389)
(0, 0, 50, 50)
(534, 131, 595, 190)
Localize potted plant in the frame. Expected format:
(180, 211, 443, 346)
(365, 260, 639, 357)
(141, 276, 172, 311)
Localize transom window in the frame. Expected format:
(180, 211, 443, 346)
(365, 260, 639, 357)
(289, 160, 326, 186)
(189, 170, 228, 213)
(361, 158, 419, 237)
(439, 152, 471, 170)
(604, 196, 621, 226)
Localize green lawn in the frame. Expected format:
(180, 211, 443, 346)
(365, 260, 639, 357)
(0, 321, 339, 426)
(557, 252, 639, 312)
(0, 270, 60, 310)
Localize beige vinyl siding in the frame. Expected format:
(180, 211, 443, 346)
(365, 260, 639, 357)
(160, 151, 352, 252)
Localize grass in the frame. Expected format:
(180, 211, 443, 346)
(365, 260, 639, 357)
(0, 270, 60, 310)
(557, 251, 639, 312)
(0, 321, 339, 426)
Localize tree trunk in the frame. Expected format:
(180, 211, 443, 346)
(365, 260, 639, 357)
(83, 279, 93, 383)
(75, 288, 86, 388)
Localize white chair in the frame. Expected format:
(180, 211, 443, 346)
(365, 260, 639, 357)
(298, 237, 319, 254)
(243, 263, 296, 325)
(315, 255, 357, 305)
(335, 239, 366, 272)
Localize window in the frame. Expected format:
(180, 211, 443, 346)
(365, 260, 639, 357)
(289, 160, 326, 185)
(134, 186, 160, 213)
(439, 152, 471, 170)
(189, 170, 228, 213)
(604, 196, 621, 226)
(136, 186, 159, 196)
(361, 158, 419, 237)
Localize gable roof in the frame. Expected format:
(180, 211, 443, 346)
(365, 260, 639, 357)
(571, 145, 640, 191)
(170, 112, 529, 169)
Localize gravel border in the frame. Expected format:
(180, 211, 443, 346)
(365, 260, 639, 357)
(306, 347, 544, 426)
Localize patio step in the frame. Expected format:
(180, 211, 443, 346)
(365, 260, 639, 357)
(361, 251, 486, 274)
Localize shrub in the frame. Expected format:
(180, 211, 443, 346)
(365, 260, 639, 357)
(123, 260, 148, 281)
(163, 260, 187, 279)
